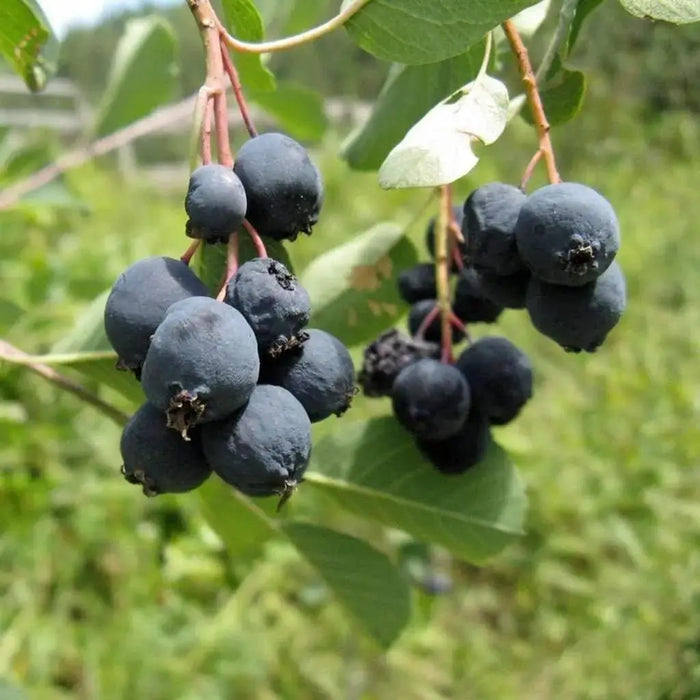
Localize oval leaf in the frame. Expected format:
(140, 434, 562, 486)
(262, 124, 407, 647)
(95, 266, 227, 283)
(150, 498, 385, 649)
(221, 0, 276, 91)
(342, 44, 485, 171)
(94, 16, 177, 137)
(617, 0, 700, 23)
(522, 68, 586, 126)
(345, 0, 541, 64)
(283, 522, 411, 648)
(299, 223, 418, 346)
(249, 82, 327, 142)
(305, 417, 527, 564)
(0, 0, 57, 92)
(378, 74, 509, 189)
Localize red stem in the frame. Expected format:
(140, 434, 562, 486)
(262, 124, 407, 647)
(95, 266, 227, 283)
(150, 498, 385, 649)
(220, 39, 258, 138)
(414, 303, 440, 340)
(448, 311, 471, 344)
(242, 219, 268, 258)
(180, 239, 201, 266)
(213, 91, 233, 167)
(520, 148, 543, 190)
(201, 96, 214, 165)
(216, 233, 240, 301)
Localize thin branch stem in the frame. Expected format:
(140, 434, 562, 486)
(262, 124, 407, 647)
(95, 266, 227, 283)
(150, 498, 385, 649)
(242, 219, 267, 258)
(201, 94, 214, 165)
(216, 233, 239, 301)
(520, 148, 543, 190)
(448, 312, 471, 344)
(213, 92, 233, 166)
(220, 40, 258, 138)
(0, 340, 129, 427)
(180, 239, 201, 265)
(502, 20, 562, 185)
(189, 86, 211, 170)
(217, 0, 373, 54)
(476, 31, 493, 82)
(435, 185, 453, 364)
(414, 303, 440, 340)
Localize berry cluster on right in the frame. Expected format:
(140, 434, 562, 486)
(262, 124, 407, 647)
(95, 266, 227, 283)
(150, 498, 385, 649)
(359, 180, 626, 477)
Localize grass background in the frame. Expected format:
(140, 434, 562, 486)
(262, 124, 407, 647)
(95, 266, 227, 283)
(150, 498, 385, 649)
(1, 60, 700, 700)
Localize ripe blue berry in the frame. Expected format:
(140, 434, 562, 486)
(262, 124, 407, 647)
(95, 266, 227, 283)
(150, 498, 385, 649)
(358, 329, 440, 398)
(233, 132, 323, 241)
(463, 182, 527, 275)
(392, 359, 471, 441)
(397, 263, 437, 304)
(141, 297, 259, 438)
(475, 269, 530, 310)
(452, 267, 503, 324)
(260, 328, 355, 422)
(416, 406, 491, 474)
(104, 256, 209, 373)
(120, 402, 212, 496)
(225, 257, 310, 357)
(408, 299, 464, 344)
(456, 336, 533, 425)
(515, 182, 620, 286)
(185, 164, 247, 243)
(526, 260, 626, 352)
(202, 384, 311, 498)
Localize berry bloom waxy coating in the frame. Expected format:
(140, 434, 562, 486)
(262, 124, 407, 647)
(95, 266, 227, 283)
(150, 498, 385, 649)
(261, 328, 356, 422)
(225, 257, 311, 357)
(526, 260, 626, 352)
(456, 336, 533, 425)
(233, 132, 323, 241)
(452, 267, 503, 324)
(391, 358, 471, 441)
(141, 296, 259, 438)
(515, 182, 620, 286)
(104, 256, 209, 373)
(185, 163, 247, 243)
(475, 269, 530, 310)
(397, 263, 437, 305)
(202, 384, 311, 498)
(121, 402, 212, 496)
(463, 182, 527, 276)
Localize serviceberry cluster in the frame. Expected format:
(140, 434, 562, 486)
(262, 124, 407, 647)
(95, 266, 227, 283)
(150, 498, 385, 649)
(105, 133, 354, 505)
(359, 180, 626, 475)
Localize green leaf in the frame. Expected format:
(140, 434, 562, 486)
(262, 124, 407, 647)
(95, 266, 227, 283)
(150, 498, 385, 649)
(198, 478, 276, 558)
(617, 0, 700, 23)
(94, 16, 178, 137)
(509, 0, 553, 36)
(299, 223, 418, 346)
(0, 0, 58, 92)
(221, 0, 276, 91)
(522, 68, 586, 126)
(344, 0, 541, 64)
(567, 0, 605, 55)
(342, 45, 485, 171)
(283, 522, 411, 648)
(249, 82, 327, 142)
(306, 417, 527, 564)
(49, 291, 143, 405)
(378, 74, 509, 189)
(197, 237, 293, 294)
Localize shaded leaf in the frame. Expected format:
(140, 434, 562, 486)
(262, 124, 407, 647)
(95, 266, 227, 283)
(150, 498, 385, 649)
(342, 44, 484, 171)
(94, 16, 177, 137)
(0, 0, 57, 92)
(221, 0, 276, 91)
(344, 0, 541, 64)
(249, 82, 327, 142)
(509, 0, 553, 36)
(617, 0, 700, 23)
(306, 417, 527, 564)
(283, 522, 411, 648)
(299, 223, 418, 346)
(378, 75, 509, 189)
(522, 68, 586, 126)
(198, 478, 276, 559)
(567, 0, 605, 55)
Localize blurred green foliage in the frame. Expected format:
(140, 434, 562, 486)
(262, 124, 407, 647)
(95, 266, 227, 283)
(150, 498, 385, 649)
(0, 2, 699, 698)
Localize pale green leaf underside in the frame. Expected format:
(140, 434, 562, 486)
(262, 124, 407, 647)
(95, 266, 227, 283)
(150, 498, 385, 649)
(299, 222, 418, 346)
(94, 16, 178, 137)
(283, 522, 411, 648)
(306, 417, 527, 564)
(378, 74, 509, 188)
(345, 0, 541, 64)
(618, 0, 700, 23)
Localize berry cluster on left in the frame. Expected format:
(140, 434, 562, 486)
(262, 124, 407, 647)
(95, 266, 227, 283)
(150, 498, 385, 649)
(104, 132, 355, 506)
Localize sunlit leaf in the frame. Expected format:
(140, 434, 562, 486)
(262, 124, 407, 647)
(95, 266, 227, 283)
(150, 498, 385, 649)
(618, 0, 700, 23)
